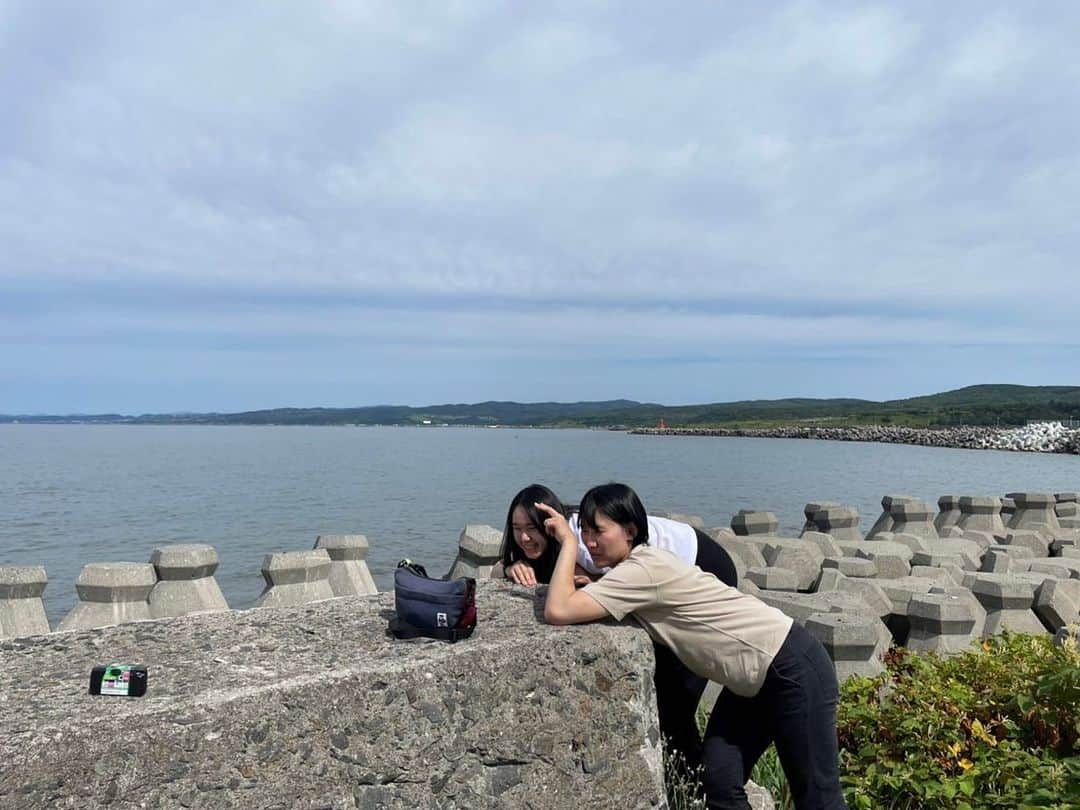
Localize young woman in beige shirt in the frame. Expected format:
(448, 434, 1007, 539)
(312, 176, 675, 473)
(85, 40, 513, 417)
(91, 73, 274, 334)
(539, 483, 847, 810)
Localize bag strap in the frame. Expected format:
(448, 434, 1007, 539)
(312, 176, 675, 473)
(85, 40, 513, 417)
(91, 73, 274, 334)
(396, 559, 429, 578)
(388, 617, 475, 643)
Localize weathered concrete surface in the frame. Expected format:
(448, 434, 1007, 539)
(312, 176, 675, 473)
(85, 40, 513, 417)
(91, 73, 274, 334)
(731, 510, 779, 537)
(0, 582, 666, 809)
(0, 566, 50, 639)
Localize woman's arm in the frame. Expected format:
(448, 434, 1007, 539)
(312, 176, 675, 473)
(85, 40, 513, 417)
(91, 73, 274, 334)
(536, 503, 610, 625)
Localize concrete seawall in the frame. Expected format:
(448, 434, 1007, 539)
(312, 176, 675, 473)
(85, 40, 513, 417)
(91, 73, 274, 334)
(0, 583, 665, 809)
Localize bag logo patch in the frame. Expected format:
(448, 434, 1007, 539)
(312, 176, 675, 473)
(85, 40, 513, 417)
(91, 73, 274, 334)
(436, 612, 448, 628)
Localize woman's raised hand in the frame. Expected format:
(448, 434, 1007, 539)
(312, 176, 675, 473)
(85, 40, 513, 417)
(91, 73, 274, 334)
(534, 501, 574, 545)
(506, 560, 538, 586)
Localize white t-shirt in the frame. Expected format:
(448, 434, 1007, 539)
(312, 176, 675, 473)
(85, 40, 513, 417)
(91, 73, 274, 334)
(571, 513, 698, 575)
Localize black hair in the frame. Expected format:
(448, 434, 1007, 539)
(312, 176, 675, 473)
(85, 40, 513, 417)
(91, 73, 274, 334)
(578, 482, 649, 548)
(501, 484, 567, 583)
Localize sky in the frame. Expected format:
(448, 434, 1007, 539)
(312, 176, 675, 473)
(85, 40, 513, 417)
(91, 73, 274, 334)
(2, 1, 1079, 414)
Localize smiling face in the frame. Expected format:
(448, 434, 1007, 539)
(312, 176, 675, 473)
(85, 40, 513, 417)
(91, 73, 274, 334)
(511, 505, 549, 559)
(580, 511, 636, 568)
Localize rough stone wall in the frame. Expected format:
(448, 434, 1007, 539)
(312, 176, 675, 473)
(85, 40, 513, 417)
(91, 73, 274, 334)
(0, 582, 665, 809)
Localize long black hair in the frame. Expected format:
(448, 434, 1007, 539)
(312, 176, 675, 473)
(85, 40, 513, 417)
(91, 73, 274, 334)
(578, 482, 650, 548)
(501, 483, 567, 584)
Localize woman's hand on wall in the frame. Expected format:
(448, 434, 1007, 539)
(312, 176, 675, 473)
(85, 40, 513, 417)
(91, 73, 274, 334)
(506, 560, 538, 586)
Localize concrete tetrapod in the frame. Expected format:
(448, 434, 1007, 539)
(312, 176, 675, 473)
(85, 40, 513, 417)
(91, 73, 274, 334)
(888, 500, 939, 540)
(971, 576, 1048, 636)
(1033, 579, 1080, 632)
(956, 496, 1006, 536)
(801, 501, 840, 535)
(314, 534, 378, 597)
(866, 495, 919, 540)
(148, 544, 229, 619)
(805, 612, 885, 681)
(811, 506, 862, 543)
(730, 510, 780, 537)
(57, 562, 156, 631)
(934, 496, 963, 535)
(254, 550, 334, 609)
(1007, 492, 1061, 533)
(0, 566, 50, 639)
(906, 592, 979, 655)
(929, 585, 987, 638)
(447, 524, 503, 580)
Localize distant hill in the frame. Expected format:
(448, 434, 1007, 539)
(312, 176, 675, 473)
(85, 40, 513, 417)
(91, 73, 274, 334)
(3, 385, 1079, 428)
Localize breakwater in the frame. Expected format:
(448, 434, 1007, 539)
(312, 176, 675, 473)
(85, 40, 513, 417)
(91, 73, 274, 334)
(632, 421, 1080, 454)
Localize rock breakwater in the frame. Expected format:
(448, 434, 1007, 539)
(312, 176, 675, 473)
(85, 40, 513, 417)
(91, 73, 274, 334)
(631, 422, 1080, 454)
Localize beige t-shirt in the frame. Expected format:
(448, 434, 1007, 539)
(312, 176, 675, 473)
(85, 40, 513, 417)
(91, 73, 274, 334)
(583, 545, 793, 697)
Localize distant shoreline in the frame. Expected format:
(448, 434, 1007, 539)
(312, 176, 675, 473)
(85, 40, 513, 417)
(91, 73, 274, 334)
(631, 424, 1080, 455)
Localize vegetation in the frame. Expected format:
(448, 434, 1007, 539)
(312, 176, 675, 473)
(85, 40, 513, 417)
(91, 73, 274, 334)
(668, 631, 1080, 810)
(5, 385, 1080, 428)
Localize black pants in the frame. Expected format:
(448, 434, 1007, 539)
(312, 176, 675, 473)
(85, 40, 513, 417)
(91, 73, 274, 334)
(655, 530, 738, 776)
(702, 622, 847, 809)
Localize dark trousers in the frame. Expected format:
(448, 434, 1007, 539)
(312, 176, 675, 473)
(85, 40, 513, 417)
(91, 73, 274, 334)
(655, 531, 739, 775)
(701, 622, 847, 809)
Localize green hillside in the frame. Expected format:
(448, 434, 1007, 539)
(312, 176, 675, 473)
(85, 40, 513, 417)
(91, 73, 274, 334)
(3, 385, 1078, 428)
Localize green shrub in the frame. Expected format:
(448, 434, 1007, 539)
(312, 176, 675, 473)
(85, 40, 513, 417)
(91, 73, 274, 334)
(838, 633, 1080, 809)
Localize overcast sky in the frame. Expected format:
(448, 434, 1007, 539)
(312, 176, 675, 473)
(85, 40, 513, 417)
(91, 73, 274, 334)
(2, 1, 1078, 414)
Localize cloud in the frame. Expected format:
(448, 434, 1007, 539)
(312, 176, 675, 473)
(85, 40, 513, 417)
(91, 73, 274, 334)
(2, 1, 1079, 411)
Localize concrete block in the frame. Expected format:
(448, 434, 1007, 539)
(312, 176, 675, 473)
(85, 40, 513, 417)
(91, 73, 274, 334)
(888, 499, 939, 539)
(940, 526, 965, 539)
(815, 568, 846, 592)
(148, 544, 229, 619)
(835, 578, 892, 619)
(960, 529, 1000, 551)
(935, 495, 963, 535)
(1029, 558, 1080, 580)
(1007, 492, 1061, 533)
(0, 566, 50, 639)
(890, 532, 933, 554)
(926, 538, 983, 570)
(315, 534, 378, 596)
(1061, 547, 1080, 560)
(746, 566, 799, 592)
(910, 565, 962, 586)
(854, 542, 912, 579)
(447, 524, 503, 580)
(653, 511, 705, 529)
(761, 542, 823, 591)
(972, 576, 1047, 636)
(822, 556, 877, 578)
(1055, 492, 1079, 505)
(1056, 502, 1079, 519)
(811, 506, 862, 542)
(731, 510, 779, 537)
(1060, 518, 1080, 530)
(708, 532, 765, 571)
(911, 553, 965, 572)
(1004, 530, 1051, 557)
(799, 531, 843, 559)
(254, 550, 334, 609)
(57, 562, 156, 631)
(801, 501, 840, 535)
(866, 495, 918, 539)
(1001, 496, 1016, 517)
(907, 592, 979, 655)
(929, 585, 987, 638)
(980, 549, 1027, 574)
(1034, 579, 1080, 632)
(876, 577, 940, 645)
(956, 496, 1006, 536)
(805, 613, 885, 681)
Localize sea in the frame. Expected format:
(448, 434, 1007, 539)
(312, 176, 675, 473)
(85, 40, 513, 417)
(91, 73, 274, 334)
(2, 424, 1077, 624)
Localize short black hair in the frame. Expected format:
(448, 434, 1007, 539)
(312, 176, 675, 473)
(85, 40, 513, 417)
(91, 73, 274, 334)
(578, 482, 649, 548)
(501, 484, 567, 583)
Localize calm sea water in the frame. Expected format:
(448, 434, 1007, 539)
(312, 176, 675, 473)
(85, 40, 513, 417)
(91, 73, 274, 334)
(2, 424, 1078, 623)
